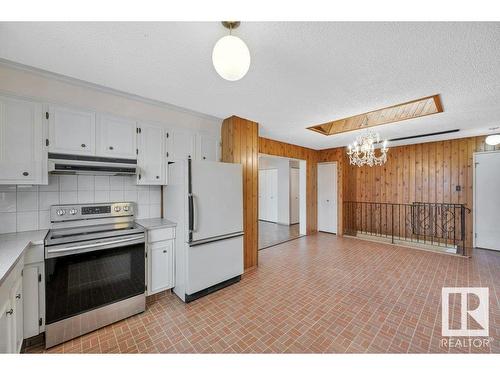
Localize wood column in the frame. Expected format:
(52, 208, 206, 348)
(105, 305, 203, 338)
(221, 116, 259, 270)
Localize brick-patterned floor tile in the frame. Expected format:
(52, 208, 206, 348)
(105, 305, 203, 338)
(23, 234, 500, 354)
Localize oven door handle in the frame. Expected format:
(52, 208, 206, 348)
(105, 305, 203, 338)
(46, 235, 145, 257)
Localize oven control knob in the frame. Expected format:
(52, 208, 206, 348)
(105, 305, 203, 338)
(114, 206, 121, 212)
(123, 206, 129, 212)
(69, 208, 78, 215)
(56, 209, 65, 216)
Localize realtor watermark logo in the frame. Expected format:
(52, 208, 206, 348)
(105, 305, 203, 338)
(440, 287, 492, 349)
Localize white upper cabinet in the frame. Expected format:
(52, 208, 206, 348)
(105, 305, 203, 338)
(0, 96, 47, 185)
(96, 114, 137, 159)
(48, 105, 96, 155)
(197, 134, 220, 161)
(167, 128, 196, 161)
(137, 122, 165, 185)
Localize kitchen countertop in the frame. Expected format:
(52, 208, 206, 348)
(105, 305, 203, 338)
(135, 218, 177, 230)
(0, 230, 48, 285)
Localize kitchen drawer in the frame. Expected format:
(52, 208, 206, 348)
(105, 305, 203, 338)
(148, 227, 175, 243)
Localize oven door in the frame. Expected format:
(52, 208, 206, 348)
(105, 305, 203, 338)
(45, 234, 145, 325)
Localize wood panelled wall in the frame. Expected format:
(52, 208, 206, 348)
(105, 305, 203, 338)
(222, 113, 498, 263)
(221, 116, 259, 269)
(258, 137, 319, 235)
(320, 136, 500, 250)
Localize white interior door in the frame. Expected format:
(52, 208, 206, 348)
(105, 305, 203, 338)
(266, 169, 278, 222)
(290, 168, 300, 224)
(475, 152, 500, 251)
(258, 169, 267, 220)
(318, 163, 337, 233)
(190, 160, 243, 242)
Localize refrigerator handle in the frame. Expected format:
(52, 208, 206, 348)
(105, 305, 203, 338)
(188, 193, 194, 237)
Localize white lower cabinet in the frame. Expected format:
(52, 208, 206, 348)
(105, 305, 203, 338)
(22, 262, 45, 339)
(146, 227, 175, 295)
(0, 259, 24, 353)
(0, 297, 11, 353)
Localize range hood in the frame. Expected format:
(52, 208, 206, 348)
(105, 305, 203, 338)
(48, 153, 137, 176)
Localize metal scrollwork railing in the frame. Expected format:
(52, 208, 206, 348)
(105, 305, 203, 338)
(344, 201, 470, 256)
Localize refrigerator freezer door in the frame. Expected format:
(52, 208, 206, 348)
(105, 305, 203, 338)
(186, 234, 244, 295)
(190, 160, 243, 242)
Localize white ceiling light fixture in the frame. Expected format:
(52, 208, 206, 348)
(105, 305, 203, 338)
(212, 21, 251, 81)
(485, 134, 500, 146)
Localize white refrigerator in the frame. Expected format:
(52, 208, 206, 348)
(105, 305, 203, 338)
(164, 159, 244, 302)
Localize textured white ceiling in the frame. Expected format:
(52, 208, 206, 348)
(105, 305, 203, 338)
(1, 22, 500, 149)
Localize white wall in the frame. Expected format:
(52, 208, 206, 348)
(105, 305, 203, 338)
(259, 156, 291, 225)
(0, 61, 222, 234)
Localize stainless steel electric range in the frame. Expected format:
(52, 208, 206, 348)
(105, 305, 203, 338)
(44, 202, 146, 348)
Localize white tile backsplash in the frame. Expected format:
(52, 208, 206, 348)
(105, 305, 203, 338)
(77, 190, 95, 204)
(0, 176, 162, 234)
(0, 212, 16, 234)
(60, 191, 78, 204)
(39, 191, 59, 210)
(38, 210, 50, 230)
(94, 190, 110, 203)
(0, 192, 17, 212)
(137, 189, 149, 204)
(59, 175, 78, 191)
(17, 211, 38, 232)
(123, 190, 137, 202)
(110, 176, 124, 190)
(109, 190, 124, 202)
(77, 175, 95, 191)
(95, 176, 110, 190)
(16, 191, 38, 212)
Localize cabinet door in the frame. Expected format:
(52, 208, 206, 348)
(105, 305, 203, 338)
(0, 96, 47, 184)
(23, 264, 41, 339)
(137, 123, 165, 185)
(0, 298, 12, 353)
(197, 134, 220, 161)
(170, 129, 196, 161)
(11, 277, 23, 353)
(48, 105, 96, 155)
(149, 240, 174, 294)
(96, 114, 137, 159)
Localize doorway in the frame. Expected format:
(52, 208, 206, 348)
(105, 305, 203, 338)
(317, 162, 338, 234)
(258, 154, 304, 250)
(474, 151, 500, 251)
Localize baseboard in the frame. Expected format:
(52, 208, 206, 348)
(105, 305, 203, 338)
(184, 275, 241, 303)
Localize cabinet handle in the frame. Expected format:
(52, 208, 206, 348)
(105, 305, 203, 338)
(81, 144, 86, 148)
(15, 293, 21, 299)
(109, 146, 114, 150)
(156, 176, 160, 179)
(163, 250, 167, 253)
(203, 156, 206, 160)
(22, 171, 29, 176)
(6, 308, 13, 316)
